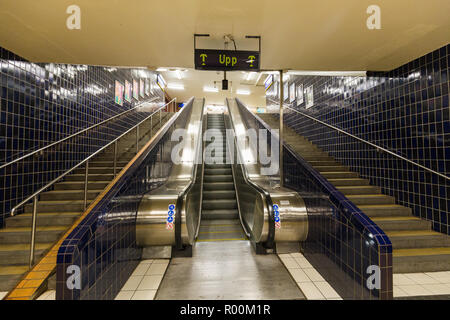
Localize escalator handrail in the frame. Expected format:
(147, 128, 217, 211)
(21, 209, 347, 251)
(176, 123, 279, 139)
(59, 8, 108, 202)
(174, 98, 206, 249)
(226, 98, 275, 249)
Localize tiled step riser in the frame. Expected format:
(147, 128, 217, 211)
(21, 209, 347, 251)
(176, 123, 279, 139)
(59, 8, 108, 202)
(0, 275, 23, 292)
(314, 166, 350, 173)
(337, 186, 381, 195)
(55, 182, 110, 190)
(347, 196, 395, 205)
(88, 162, 128, 168)
(327, 179, 370, 186)
(394, 256, 450, 273)
(0, 230, 65, 245)
(373, 220, 432, 231)
(389, 236, 450, 249)
(359, 206, 412, 217)
(6, 215, 78, 228)
(321, 172, 359, 179)
(24, 202, 86, 213)
(73, 167, 118, 174)
(66, 174, 114, 181)
(40, 191, 100, 201)
(0, 250, 47, 265)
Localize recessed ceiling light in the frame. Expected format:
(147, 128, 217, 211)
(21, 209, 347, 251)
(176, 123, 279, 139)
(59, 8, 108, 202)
(203, 87, 219, 93)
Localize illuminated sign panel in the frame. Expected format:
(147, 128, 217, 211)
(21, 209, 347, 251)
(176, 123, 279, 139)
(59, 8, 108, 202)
(194, 49, 260, 71)
(264, 74, 273, 91)
(157, 74, 166, 91)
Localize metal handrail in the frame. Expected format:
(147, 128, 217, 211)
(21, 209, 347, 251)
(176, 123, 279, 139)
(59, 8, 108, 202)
(281, 104, 450, 181)
(0, 97, 159, 169)
(10, 97, 176, 268)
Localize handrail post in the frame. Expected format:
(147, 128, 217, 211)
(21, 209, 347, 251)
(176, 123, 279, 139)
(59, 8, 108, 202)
(279, 70, 284, 187)
(136, 125, 139, 153)
(84, 160, 89, 210)
(29, 196, 38, 268)
(113, 140, 118, 177)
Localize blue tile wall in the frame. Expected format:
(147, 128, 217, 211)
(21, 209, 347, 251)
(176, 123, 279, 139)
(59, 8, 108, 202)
(268, 44, 449, 235)
(0, 46, 164, 227)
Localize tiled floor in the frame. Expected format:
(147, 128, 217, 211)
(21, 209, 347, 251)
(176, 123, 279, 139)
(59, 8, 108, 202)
(0, 291, 7, 300)
(36, 290, 56, 300)
(394, 271, 450, 297)
(115, 259, 170, 300)
(278, 253, 342, 300)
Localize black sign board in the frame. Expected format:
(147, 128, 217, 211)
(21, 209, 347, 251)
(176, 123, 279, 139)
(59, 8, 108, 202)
(194, 49, 260, 71)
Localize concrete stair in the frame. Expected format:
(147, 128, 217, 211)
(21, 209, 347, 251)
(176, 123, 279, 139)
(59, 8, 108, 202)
(258, 113, 450, 274)
(198, 114, 245, 241)
(0, 112, 174, 293)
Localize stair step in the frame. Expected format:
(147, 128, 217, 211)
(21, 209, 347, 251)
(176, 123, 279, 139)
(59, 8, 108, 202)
(314, 165, 350, 172)
(204, 175, 233, 183)
(0, 265, 29, 292)
(65, 173, 114, 181)
(393, 248, 450, 273)
(73, 167, 121, 174)
(205, 164, 230, 169)
(346, 194, 395, 205)
(40, 189, 102, 201)
(202, 199, 237, 210)
(203, 190, 236, 200)
(202, 209, 239, 220)
(321, 171, 359, 179)
(203, 182, 235, 191)
(6, 212, 80, 228)
(358, 204, 412, 217)
(327, 178, 370, 186)
(0, 226, 67, 244)
(204, 168, 232, 175)
(88, 161, 128, 167)
(386, 230, 450, 249)
(24, 200, 88, 213)
(308, 160, 339, 166)
(336, 185, 381, 195)
(371, 216, 432, 231)
(55, 181, 111, 190)
(0, 242, 53, 265)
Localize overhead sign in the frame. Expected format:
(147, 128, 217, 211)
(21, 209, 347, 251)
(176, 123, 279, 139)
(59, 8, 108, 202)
(194, 49, 260, 71)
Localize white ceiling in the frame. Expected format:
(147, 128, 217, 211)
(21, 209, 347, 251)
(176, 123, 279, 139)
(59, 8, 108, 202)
(0, 0, 448, 71)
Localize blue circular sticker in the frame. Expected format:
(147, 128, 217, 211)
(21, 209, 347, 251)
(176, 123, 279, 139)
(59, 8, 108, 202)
(167, 216, 174, 223)
(169, 204, 175, 210)
(168, 210, 174, 216)
(275, 217, 280, 222)
(274, 211, 279, 217)
(273, 204, 279, 210)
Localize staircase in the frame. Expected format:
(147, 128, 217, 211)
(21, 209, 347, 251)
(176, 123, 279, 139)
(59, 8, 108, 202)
(0, 112, 174, 292)
(258, 113, 450, 273)
(198, 113, 246, 242)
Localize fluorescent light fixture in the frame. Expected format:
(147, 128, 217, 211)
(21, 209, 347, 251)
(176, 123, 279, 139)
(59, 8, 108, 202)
(167, 83, 184, 90)
(203, 87, 218, 93)
(236, 89, 250, 95)
(175, 70, 182, 79)
(156, 67, 168, 72)
(286, 70, 367, 76)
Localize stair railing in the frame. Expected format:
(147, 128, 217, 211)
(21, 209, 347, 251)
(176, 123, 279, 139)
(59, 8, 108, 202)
(7, 98, 176, 268)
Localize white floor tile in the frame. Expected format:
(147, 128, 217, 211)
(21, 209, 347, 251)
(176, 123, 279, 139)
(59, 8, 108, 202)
(425, 271, 450, 283)
(298, 282, 325, 300)
(132, 263, 151, 276)
(422, 284, 450, 295)
(393, 273, 416, 286)
(131, 290, 157, 300)
(398, 284, 433, 296)
(45, 290, 56, 300)
(393, 286, 409, 297)
(289, 252, 304, 259)
(280, 257, 299, 269)
(290, 268, 311, 283)
(404, 273, 440, 285)
(121, 275, 143, 291)
(294, 257, 313, 269)
(146, 263, 168, 276)
(36, 291, 51, 300)
(278, 253, 291, 259)
(152, 259, 170, 265)
(140, 259, 154, 264)
(0, 292, 7, 300)
(137, 275, 163, 290)
(303, 268, 325, 282)
(115, 291, 134, 300)
(314, 281, 340, 299)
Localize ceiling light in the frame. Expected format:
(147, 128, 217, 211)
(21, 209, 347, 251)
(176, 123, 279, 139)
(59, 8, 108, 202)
(167, 83, 184, 90)
(156, 68, 168, 72)
(203, 87, 218, 93)
(236, 89, 250, 95)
